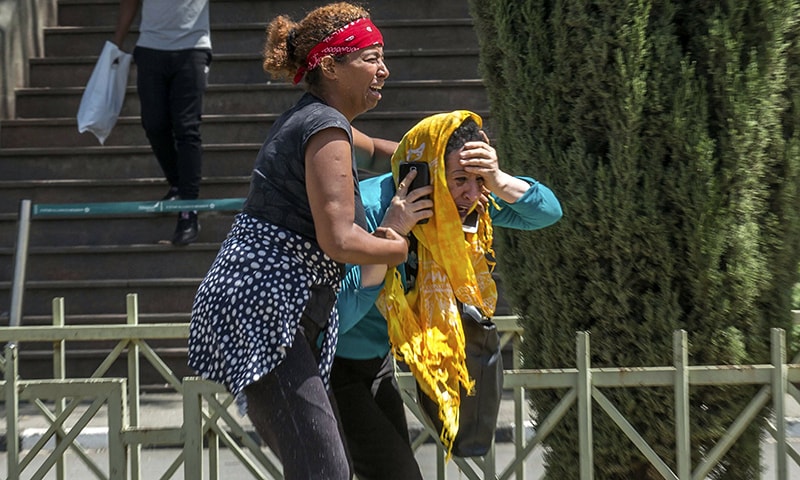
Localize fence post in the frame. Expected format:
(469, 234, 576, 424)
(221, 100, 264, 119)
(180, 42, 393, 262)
(127, 293, 142, 480)
(674, 330, 690, 479)
(5, 344, 20, 479)
(772, 328, 787, 480)
(577, 331, 593, 479)
(108, 379, 129, 480)
(53, 297, 66, 480)
(183, 378, 205, 480)
(512, 328, 526, 480)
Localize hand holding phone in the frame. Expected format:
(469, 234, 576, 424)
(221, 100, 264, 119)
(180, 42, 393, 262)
(398, 162, 430, 196)
(398, 161, 431, 224)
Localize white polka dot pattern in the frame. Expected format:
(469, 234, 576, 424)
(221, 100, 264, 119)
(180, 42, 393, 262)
(189, 213, 341, 395)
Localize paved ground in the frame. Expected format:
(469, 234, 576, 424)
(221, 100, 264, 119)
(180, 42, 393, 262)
(1, 440, 799, 479)
(1, 391, 799, 479)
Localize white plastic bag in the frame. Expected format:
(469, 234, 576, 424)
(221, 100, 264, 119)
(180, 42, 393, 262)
(77, 41, 132, 145)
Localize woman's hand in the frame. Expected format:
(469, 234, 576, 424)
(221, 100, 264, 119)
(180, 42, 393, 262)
(372, 227, 409, 267)
(459, 131, 504, 192)
(380, 169, 434, 235)
(460, 131, 530, 204)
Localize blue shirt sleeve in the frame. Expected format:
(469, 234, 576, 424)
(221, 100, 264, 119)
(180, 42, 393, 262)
(337, 264, 385, 335)
(489, 177, 563, 230)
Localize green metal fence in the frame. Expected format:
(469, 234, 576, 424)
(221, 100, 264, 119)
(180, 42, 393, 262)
(3, 199, 800, 479)
(0, 294, 799, 479)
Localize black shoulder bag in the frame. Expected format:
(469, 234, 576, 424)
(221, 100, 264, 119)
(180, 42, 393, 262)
(406, 237, 504, 457)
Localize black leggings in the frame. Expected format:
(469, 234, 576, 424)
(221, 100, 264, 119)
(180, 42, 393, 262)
(244, 328, 352, 480)
(331, 354, 423, 480)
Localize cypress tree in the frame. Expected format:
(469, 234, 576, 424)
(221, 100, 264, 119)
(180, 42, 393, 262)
(468, 0, 800, 477)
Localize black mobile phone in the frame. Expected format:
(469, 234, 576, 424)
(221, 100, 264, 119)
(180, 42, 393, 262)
(398, 161, 430, 194)
(398, 161, 430, 223)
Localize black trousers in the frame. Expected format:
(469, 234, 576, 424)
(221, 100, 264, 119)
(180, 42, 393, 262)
(331, 354, 423, 480)
(133, 46, 211, 200)
(244, 328, 352, 480)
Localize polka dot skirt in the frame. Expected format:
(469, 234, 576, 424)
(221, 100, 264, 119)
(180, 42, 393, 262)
(189, 213, 341, 396)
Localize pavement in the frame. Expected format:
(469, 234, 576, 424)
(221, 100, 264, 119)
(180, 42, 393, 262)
(2, 389, 799, 452)
(2, 392, 800, 480)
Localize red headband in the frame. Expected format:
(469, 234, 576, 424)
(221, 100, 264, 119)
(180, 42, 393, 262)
(293, 17, 384, 84)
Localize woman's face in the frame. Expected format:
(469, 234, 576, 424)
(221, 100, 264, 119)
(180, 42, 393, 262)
(445, 147, 484, 221)
(336, 46, 389, 117)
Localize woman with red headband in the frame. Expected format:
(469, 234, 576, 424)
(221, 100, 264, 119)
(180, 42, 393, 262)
(188, 3, 408, 479)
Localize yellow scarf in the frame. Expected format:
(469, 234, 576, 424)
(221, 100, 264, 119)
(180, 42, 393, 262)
(376, 111, 498, 456)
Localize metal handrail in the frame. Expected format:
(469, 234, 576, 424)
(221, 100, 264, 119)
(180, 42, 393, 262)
(7, 197, 245, 330)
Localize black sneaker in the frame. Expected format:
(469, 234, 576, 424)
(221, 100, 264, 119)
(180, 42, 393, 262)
(172, 211, 199, 246)
(162, 186, 180, 201)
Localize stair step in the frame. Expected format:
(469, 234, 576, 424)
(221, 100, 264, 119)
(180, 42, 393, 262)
(1, 110, 493, 149)
(0, 177, 249, 213)
(28, 49, 481, 88)
(17, 79, 488, 118)
(44, 19, 478, 57)
(0, 214, 239, 247)
(0, 243, 222, 281)
(0, 278, 204, 317)
(0, 143, 260, 181)
(56, 0, 472, 27)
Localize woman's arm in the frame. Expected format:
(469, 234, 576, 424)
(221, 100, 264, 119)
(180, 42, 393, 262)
(489, 178, 563, 230)
(460, 131, 531, 204)
(459, 131, 562, 229)
(306, 127, 408, 266)
(337, 264, 386, 334)
(352, 127, 398, 174)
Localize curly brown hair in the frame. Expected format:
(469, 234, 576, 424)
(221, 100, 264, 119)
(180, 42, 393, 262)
(262, 2, 371, 84)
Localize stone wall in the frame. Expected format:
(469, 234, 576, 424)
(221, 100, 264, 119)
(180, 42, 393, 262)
(0, 0, 56, 119)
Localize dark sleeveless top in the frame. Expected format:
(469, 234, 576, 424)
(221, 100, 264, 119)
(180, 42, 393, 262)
(243, 92, 367, 242)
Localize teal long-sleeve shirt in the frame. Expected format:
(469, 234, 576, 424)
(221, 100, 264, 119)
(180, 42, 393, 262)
(335, 172, 562, 360)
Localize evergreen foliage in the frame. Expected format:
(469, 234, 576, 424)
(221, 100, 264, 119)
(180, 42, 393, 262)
(468, 0, 800, 477)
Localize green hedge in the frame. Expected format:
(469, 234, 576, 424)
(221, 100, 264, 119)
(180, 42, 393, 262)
(469, 1, 800, 478)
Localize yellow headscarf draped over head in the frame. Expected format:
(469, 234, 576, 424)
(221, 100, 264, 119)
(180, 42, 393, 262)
(376, 110, 498, 456)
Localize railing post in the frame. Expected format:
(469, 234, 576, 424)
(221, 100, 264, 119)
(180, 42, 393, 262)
(436, 444, 447, 479)
(127, 293, 142, 480)
(53, 297, 66, 480)
(184, 378, 205, 480)
(108, 379, 129, 480)
(577, 331, 593, 479)
(772, 328, 787, 480)
(512, 328, 526, 480)
(674, 330, 690, 479)
(9, 199, 32, 327)
(5, 344, 20, 480)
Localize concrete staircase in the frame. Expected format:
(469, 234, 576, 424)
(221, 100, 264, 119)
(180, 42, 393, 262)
(0, 0, 490, 381)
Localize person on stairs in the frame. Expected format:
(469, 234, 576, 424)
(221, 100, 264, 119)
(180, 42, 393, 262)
(112, 0, 212, 245)
(189, 3, 409, 479)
